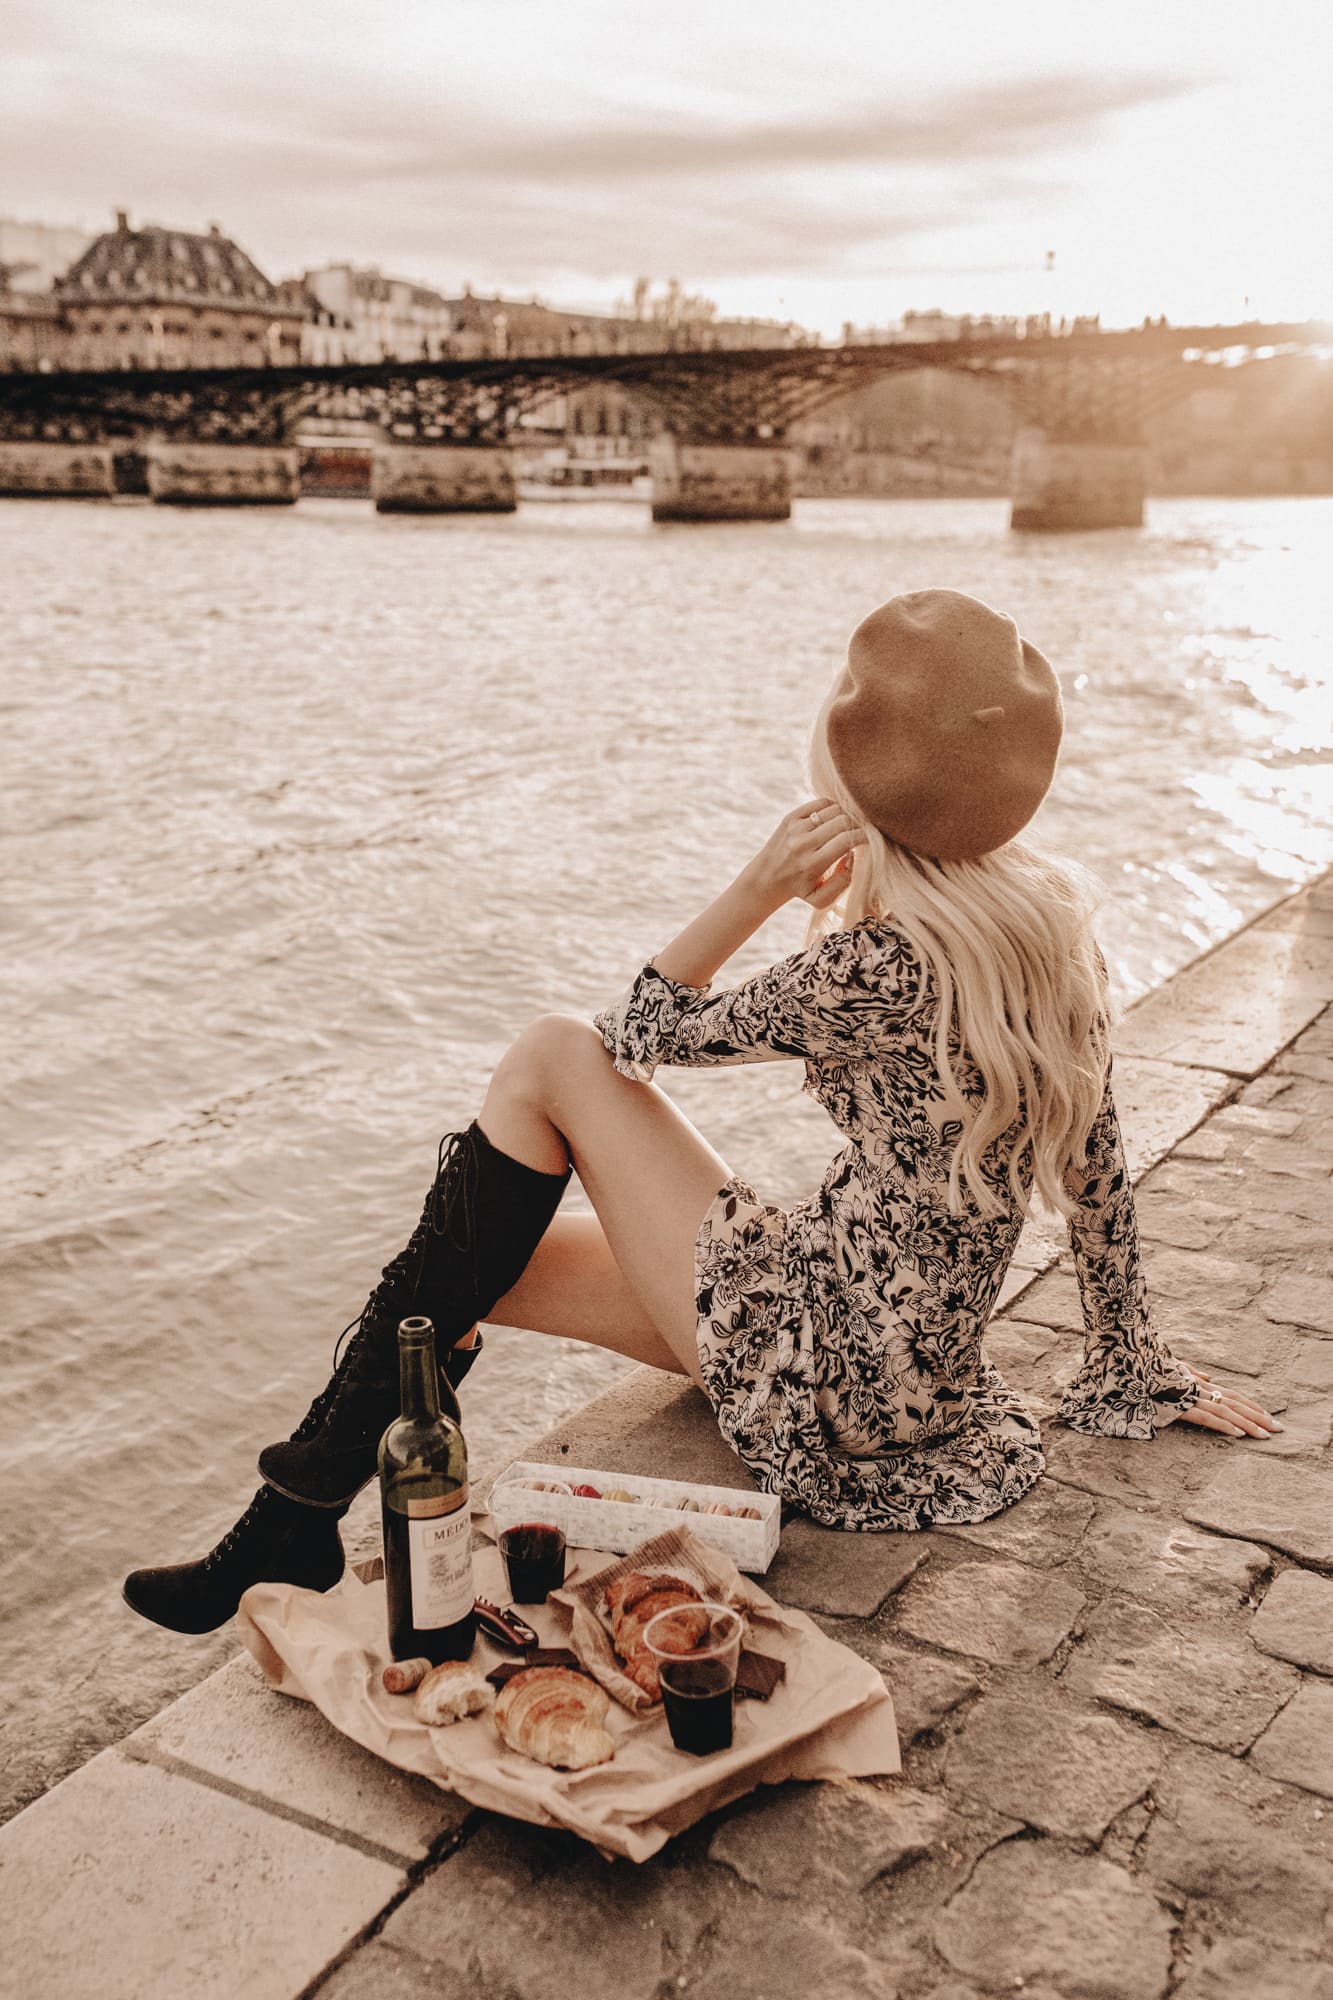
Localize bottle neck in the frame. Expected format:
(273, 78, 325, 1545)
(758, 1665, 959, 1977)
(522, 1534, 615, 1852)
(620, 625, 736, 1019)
(397, 1319, 442, 1424)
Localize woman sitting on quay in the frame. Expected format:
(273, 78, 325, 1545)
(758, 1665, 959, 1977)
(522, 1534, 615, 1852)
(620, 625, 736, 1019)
(124, 587, 1279, 1632)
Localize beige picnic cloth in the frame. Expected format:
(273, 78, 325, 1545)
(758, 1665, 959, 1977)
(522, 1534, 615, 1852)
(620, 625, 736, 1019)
(236, 1525, 899, 1862)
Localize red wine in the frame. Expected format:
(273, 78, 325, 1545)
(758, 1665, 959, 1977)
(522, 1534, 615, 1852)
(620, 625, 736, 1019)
(379, 1317, 476, 1665)
(498, 1523, 566, 1603)
(658, 1656, 735, 1755)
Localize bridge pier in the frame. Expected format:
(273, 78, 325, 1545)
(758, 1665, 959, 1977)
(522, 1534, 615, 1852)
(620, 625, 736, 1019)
(649, 436, 791, 522)
(373, 443, 517, 514)
(0, 441, 116, 498)
(1009, 428, 1145, 531)
(146, 441, 301, 506)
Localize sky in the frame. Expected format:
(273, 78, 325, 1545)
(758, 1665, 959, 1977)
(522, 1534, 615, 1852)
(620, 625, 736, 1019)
(2, 0, 1330, 336)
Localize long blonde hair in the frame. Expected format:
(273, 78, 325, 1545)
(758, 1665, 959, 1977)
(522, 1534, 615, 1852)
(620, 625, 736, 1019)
(806, 688, 1111, 1221)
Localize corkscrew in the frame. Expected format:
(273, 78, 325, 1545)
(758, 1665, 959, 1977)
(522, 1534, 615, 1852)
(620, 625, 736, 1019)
(473, 1598, 540, 1650)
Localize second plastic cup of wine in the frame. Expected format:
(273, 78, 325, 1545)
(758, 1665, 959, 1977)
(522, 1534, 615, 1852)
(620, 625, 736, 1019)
(643, 1602, 744, 1756)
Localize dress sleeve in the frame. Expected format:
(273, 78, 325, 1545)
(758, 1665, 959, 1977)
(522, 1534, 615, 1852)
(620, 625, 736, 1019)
(1055, 1063, 1201, 1438)
(593, 922, 921, 1080)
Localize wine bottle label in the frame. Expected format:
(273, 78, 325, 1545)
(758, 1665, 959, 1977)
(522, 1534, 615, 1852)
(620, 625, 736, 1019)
(408, 1496, 474, 1631)
(399, 1485, 469, 1520)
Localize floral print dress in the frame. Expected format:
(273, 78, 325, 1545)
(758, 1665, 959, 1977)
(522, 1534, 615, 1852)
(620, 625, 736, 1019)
(593, 918, 1201, 1532)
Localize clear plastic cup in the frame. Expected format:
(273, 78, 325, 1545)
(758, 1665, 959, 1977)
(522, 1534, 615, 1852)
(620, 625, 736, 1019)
(643, 1601, 744, 1755)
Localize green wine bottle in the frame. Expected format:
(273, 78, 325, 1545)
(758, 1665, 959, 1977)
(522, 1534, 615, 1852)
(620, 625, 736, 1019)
(379, 1315, 477, 1664)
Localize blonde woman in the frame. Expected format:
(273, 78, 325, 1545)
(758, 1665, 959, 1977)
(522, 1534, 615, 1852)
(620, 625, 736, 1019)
(125, 589, 1278, 1631)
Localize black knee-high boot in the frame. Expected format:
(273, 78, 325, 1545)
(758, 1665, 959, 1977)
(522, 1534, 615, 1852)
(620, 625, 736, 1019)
(256, 1120, 569, 1508)
(122, 1123, 567, 1635)
(121, 1335, 491, 1636)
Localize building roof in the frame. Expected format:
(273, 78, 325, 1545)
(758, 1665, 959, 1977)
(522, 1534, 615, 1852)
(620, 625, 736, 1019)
(57, 215, 288, 314)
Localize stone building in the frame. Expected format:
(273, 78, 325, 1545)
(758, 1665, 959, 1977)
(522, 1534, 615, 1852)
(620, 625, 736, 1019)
(299, 266, 453, 363)
(0, 284, 65, 371)
(0, 218, 94, 370)
(55, 212, 303, 370)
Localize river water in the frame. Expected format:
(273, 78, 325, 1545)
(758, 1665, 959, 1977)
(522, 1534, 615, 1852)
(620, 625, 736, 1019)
(2, 492, 1330, 1817)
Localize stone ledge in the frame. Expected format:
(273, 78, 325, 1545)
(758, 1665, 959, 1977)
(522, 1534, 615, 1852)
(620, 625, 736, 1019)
(0, 1746, 403, 2000)
(126, 1652, 469, 1862)
(1116, 927, 1332, 1078)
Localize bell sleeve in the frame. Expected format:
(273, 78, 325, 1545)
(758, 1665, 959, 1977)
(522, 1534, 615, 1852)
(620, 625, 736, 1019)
(1055, 1063, 1201, 1438)
(593, 923, 920, 1081)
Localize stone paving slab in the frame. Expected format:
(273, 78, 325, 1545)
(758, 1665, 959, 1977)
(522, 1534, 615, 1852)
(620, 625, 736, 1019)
(764, 1514, 932, 1615)
(0, 1746, 402, 2000)
(1249, 1679, 1333, 1799)
(892, 1557, 1087, 1667)
(935, 1842, 1176, 2000)
(1185, 1456, 1333, 1565)
(855, 1640, 981, 1743)
(359, 1810, 894, 2000)
(1155, 1310, 1295, 1382)
(1174, 1939, 1333, 2000)
(1064, 1597, 1300, 1751)
(1141, 1786, 1333, 1951)
(942, 1686, 1162, 1840)
(1291, 1342, 1333, 1394)
(1245, 1394, 1332, 1459)
(1250, 1566, 1333, 1671)
(708, 1778, 950, 1894)
(1110, 1053, 1237, 1177)
(127, 1651, 469, 1862)
(1263, 1271, 1333, 1335)
(1071, 1507, 1272, 1614)
(940, 1471, 1096, 1566)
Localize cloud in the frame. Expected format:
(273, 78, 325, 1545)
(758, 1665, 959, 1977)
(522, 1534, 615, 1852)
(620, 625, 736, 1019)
(0, 7, 1201, 304)
(400, 69, 1196, 186)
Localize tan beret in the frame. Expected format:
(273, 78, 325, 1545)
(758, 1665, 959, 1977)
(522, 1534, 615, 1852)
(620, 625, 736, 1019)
(826, 589, 1063, 860)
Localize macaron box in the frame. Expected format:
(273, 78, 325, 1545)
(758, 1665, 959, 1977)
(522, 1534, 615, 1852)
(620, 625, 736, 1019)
(487, 1460, 782, 1574)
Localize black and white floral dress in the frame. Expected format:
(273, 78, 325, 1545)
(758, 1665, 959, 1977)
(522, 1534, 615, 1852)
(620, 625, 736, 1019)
(594, 918, 1201, 1533)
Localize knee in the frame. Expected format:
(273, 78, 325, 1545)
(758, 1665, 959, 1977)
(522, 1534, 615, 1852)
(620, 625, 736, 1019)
(492, 1013, 604, 1095)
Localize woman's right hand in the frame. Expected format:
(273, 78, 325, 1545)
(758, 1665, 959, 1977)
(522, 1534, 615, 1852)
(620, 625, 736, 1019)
(742, 798, 868, 913)
(1177, 1369, 1283, 1439)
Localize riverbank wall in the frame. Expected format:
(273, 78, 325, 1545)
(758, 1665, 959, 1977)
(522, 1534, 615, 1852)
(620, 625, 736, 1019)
(1, 869, 1330, 1999)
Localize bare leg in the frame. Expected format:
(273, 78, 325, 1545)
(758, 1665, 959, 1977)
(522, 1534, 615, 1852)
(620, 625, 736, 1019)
(487, 1214, 690, 1375)
(476, 1015, 735, 1389)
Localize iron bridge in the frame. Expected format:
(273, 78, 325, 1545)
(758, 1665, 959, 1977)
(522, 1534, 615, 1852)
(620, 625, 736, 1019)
(0, 322, 1327, 450)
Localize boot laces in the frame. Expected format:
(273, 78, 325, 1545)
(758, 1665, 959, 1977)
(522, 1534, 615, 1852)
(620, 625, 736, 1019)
(286, 1126, 481, 1443)
(201, 1490, 269, 1571)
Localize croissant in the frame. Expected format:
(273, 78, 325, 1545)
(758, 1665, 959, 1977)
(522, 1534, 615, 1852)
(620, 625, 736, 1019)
(604, 1570, 709, 1699)
(413, 1660, 493, 1727)
(493, 1666, 616, 1770)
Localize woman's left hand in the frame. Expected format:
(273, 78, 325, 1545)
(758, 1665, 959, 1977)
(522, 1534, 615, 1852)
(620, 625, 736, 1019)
(1178, 1368, 1283, 1439)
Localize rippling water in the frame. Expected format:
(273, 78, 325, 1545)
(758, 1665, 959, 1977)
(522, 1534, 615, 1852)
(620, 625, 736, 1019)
(2, 492, 1330, 1817)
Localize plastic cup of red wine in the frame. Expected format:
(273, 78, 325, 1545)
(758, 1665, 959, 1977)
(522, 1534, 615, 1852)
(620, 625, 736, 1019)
(498, 1522, 567, 1602)
(643, 1601, 744, 1756)
(492, 1480, 572, 1603)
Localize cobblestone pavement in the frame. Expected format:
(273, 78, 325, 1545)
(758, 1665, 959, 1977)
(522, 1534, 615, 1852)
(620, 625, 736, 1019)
(311, 993, 1333, 2000)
